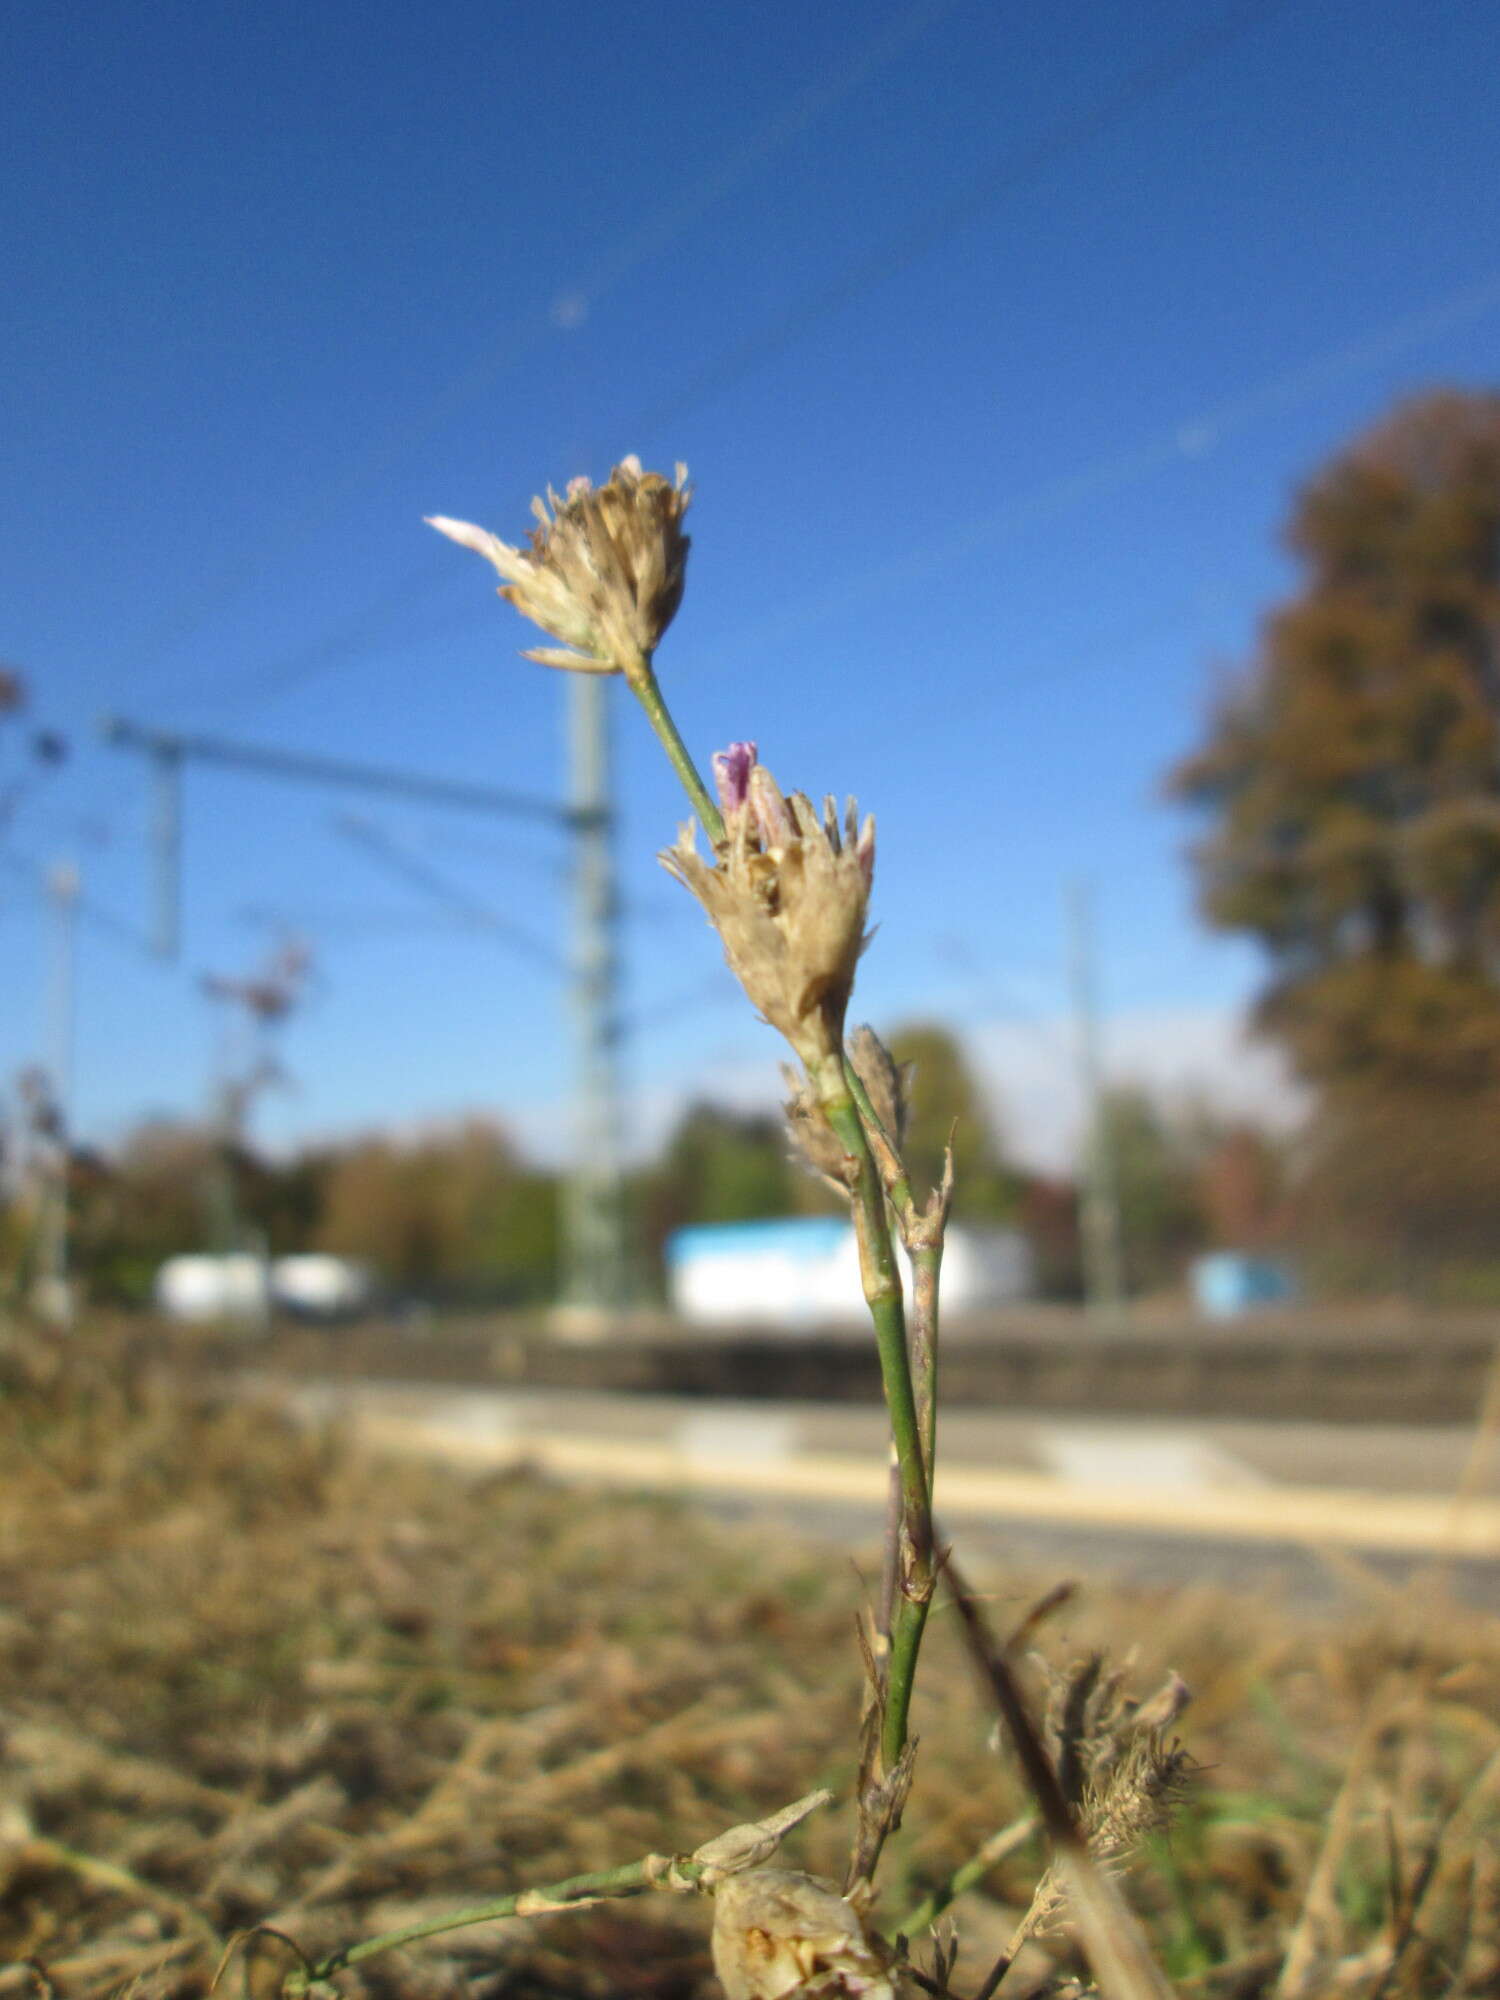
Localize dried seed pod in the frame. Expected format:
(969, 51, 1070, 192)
(711, 1867, 901, 2000)
(427, 455, 691, 675)
(663, 759, 874, 1071)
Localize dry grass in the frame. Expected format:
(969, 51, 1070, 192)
(1, 1322, 1497, 2000)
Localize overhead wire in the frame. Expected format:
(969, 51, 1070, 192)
(0, 847, 154, 958)
(63, 0, 1498, 1127)
(695, 264, 1500, 671)
(334, 811, 564, 972)
(634, 0, 1291, 442)
(128, 0, 1287, 727)
(119, 0, 973, 713)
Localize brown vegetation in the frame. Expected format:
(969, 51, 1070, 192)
(2, 1323, 1496, 1999)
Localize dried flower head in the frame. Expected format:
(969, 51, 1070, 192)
(1005, 1654, 1193, 1956)
(426, 455, 690, 676)
(711, 1868, 900, 2000)
(663, 755, 875, 1072)
(782, 1063, 855, 1196)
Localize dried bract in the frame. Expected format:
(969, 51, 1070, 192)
(782, 1064, 855, 1196)
(846, 1026, 909, 1149)
(711, 1868, 901, 2000)
(662, 759, 875, 1071)
(427, 455, 691, 675)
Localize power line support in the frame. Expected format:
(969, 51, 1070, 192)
(1067, 878, 1126, 1323)
(102, 708, 629, 1327)
(36, 861, 80, 1328)
(557, 674, 628, 1332)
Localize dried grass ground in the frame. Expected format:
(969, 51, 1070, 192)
(1, 1322, 1497, 2000)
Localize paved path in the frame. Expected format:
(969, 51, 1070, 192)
(259, 1379, 1500, 1579)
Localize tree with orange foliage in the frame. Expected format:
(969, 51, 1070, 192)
(1172, 391, 1500, 1289)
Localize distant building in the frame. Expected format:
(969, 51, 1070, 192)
(666, 1216, 1033, 1329)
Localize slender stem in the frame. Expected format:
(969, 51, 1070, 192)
(889, 1815, 1038, 1939)
(842, 1055, 906, 1194)
(840, 1049, 947, 1764)
(911, 1240, 942, 1485)
(623, 657, 724, 841)
(620, 661, 936, 1798)
(818, 1067, 933, 1773)
(884, 1585, 932, 1769)
(290, 1858, 691, 1990)
(841, 1050, 938, 1475)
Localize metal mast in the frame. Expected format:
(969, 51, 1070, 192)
(37, 861, 79, 1326)
(558, 673, 628, 1328)
(1067, 878, 1126, 1322)
(102, 709, 630, 1325)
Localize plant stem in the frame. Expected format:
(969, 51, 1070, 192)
(289, 1858, 693, 1990)
(910, 1238, 942, 1487)
(840, 1051, 940, 1479)
(620, 666, 936, 1779)
(889, 1815, 1038, 1939)
(817, 1063, 933, 1772)
(623, 656, 724, 841)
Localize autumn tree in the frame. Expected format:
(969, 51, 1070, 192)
(1172, 390, 1500, 1285)
(1173, 390, 1500, 1085)
(314, 1119, 557, 1302)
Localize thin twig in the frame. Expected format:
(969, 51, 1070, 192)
(943, 1556, 1178, 2000)
(623, 656, 724, 840)
(890, 1814, 1039, 1938)
(283, 1790, 834, 1993)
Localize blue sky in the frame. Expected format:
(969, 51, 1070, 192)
(3, 0, 1498, 1167)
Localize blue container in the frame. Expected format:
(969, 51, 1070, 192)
(1191, 1252, 1298, 1319)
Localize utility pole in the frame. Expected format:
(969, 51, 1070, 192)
(36, 860, 79, 1327)
(1067, 878, 1126, 1323)
(103, 710, 631, 1328)
(557, 673, 629, 1331)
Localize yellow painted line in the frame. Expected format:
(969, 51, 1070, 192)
(345, 1411, 1500, 1559)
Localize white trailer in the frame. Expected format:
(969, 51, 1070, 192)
(666, 1216, 1032, 1329)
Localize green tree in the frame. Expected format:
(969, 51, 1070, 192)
(1094, 1086, 1202, 1294)
(636, 1101, 808, 1272)
(886, 1021, 1020, 1222)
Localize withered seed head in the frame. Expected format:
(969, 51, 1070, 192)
(426, 455, 691, 676)
(662, 755, 875, 1070)
(846, 1026, 909, 1148)
(711, 1868, 900, 2000)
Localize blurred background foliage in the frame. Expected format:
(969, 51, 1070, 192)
(6, 391, 1500, 1313)
(2, 1019, 1307, 1310)
(1172, 389, 1500, 1301)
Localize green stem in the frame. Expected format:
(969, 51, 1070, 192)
(619, 661, 935, 1788)
(842, 1051, 940, 1483)
(289, 1858, 691, 1990)
(624, 656, 724, 841)
(884, 1590, 932, 1770)
(889, 1815, 1038, 1939)
(819, 1067, 933, 1773)
(911, 1240, 942, 1490)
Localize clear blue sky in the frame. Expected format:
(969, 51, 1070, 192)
(3, 0, 1498, 1165)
